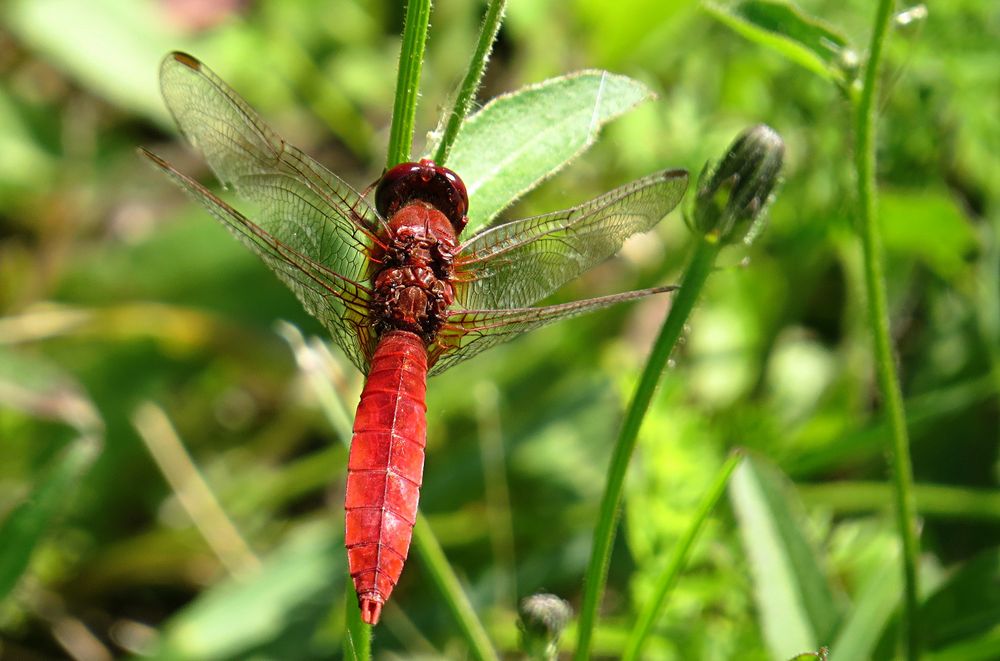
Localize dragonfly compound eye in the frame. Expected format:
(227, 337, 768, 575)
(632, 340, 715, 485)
(375, 159, 469, 234)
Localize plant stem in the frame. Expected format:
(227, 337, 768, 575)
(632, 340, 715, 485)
(387, 0, 433, 168)
(412, 515, 500, 661)
(344, 588, 372, 661)
(853, 1, 920, 658)
(622, 450, 743, 661)
(798, 481, 1000, 521)
(574, 235, 721, 660)
(433, 0, 507, 165)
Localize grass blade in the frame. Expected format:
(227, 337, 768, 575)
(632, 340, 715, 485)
(133, 402, 260, 578)
(622, 450, 743, 661)
(828, 531, 902, 659)
(148, 525, 343, 660)
(729, 456, 841, 657)
(412, 515, 499, 661)
(0, 436, 100, 600)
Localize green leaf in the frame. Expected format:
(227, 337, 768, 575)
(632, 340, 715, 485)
(0, 437, 100, 600)
(786, 651, 828, 661)
(441, 70, 654, 231)
(919, 548, 1000, 651)
(704, 1, 856, 86)
(729, 456, 841, 658)
(829, 534, 902, 660)
(879, 188, 978, 281)
(924, 626, 1000, 661)
(149, 524, 344, 660)
(3, 0, 179, 122)
(0, 349, 104, 600)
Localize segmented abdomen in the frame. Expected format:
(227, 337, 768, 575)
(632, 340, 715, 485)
(345, 330, 427, 625)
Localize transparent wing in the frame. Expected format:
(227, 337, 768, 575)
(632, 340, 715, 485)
(141, 148, 376, 373)
(427, 286, 675, 376)
(159, 51, 383, 283)
(454, 169, 687, 310)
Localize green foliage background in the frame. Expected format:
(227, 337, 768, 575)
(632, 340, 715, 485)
(0, 0, 996, 659)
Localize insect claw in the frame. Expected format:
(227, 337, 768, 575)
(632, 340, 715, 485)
(359, 595, 384, 625)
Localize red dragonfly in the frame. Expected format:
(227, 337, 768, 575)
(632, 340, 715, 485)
(141, 52, 688, 625)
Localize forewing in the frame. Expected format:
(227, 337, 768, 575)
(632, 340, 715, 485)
(427, 286, 675, 376)
(159, 52, 382, 283)
(141, 149, 376, 373)
(454, 169, 687, 309)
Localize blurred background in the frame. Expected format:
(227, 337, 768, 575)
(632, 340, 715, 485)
(0, 0, 996, 659)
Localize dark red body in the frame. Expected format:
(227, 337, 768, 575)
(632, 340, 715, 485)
(346, 179, 464, 624)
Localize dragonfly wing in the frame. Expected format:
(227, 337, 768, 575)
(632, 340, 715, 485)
(142, 148, 376, 372)
(427, 286, 675, 376)
(454, 169, 688, 310)
(159, 52, 382, 283)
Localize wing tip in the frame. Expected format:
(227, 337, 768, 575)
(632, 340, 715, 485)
(168, 51, 202, 71)
(137, 146, 168, 169)
(661, 168, 689, 183)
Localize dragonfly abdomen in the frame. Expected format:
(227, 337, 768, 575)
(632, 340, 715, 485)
(345, 329, 428, 625)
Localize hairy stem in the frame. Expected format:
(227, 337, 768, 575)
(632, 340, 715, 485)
(853, 1, 920, 658)
(433, 0, 507, 165)
(387, 0, 433, 168)
(344, 588, 372, 661)
(574, 235, 721, 660)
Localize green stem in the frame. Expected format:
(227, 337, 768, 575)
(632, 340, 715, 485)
(799, 481, 1000, 522)
(853, 1, 920, 658)
(344, 588, 372, 661)
(432, 0, 507, 165)
(574, 235, 722, 660)
(621, 450, 743, 661)
(413, 515, 499, 661)
(387, 0, 433, 168)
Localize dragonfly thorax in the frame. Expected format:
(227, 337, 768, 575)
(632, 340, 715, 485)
(371, 203, 458, 340)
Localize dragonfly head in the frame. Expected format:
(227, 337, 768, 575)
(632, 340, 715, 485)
(376, 159, 468, 235)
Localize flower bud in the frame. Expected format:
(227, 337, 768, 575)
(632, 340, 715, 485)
(693, 124, 785, 245)
(518, 593, 572, 660)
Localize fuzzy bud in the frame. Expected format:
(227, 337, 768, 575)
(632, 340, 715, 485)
(693, 124, 785, 244)
(518, 593, 572, 660)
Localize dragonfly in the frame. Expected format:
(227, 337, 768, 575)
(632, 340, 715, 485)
(141, 52, 688, 625)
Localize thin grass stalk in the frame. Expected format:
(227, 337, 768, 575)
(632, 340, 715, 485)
(412, 516, 500, 661)
(798, 481, 1000, 521)
(852, 1, 920, 657)
(476, 382, 517, 609)
(574, 235, 722, 660)
(387, 0, 433, 168)
(132, 402, 260, 578)
(622, 450, 744, 661)
(433, 0, 507, 165)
